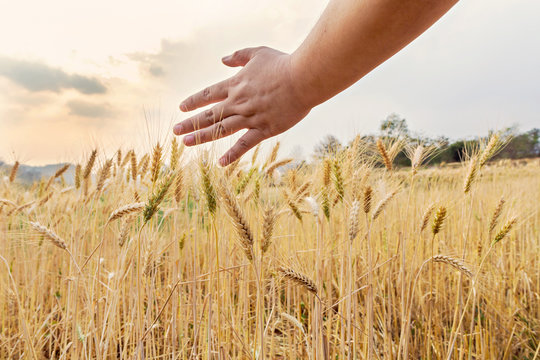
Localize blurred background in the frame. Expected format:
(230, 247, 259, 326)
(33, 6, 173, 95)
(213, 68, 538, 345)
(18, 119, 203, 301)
(0, 0, 539, 167)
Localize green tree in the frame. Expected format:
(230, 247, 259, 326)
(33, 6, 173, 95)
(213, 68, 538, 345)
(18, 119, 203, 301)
(380, 113, 409, 138)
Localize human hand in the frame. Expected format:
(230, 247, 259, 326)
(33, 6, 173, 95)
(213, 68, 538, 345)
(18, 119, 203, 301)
(173, 46, 314, 166)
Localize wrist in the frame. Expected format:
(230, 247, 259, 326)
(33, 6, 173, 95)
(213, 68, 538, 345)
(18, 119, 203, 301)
(287, 51, 327, 110)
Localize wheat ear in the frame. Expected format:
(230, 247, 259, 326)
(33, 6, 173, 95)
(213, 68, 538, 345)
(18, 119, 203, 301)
(219, 182, 254, 261)
(265, 159, 293, 177)
(377, 139, 392, 171)
(278, 267, 318, 294)
(150, 143, 163, 183)
(493, 217, 517, 244)
(488, 197, 505, 235)
(348, 200, 361, 242)
(431, 206, 447, 236)
(419, 204, 435, 233)
(9, 161, 20, 183)
(372, 189, 399, 220)
(30, 221, 67, 250)
(107, 202, 145, 224)
(260, 206, 276, 254)
(143, 174, 174, 223)
(96, 159, 112, 192)
(363, 186, 373, 214)
(83, 149, 97, 179)
(430, 255, 473, 278)
(463, 156, 478, 194)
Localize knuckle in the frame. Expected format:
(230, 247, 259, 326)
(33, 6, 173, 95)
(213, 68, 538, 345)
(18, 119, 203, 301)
(237, 138, 249, 150)
(260, 126, 273, 139)
(228, 76, 241, 87)
(215, 122, 226, 135)
(204, 109, 214, 122)
(228, 147, 239, 160)
(202, 87, 211, 100)
(189, 119, 198, 130)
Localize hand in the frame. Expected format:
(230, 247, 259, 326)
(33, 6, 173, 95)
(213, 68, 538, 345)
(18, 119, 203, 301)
(173, 46, 313, 166)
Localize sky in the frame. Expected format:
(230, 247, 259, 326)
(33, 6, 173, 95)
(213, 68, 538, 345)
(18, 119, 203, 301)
(0, 0, 539, 165)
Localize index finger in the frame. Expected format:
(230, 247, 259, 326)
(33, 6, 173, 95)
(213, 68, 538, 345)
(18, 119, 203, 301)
(180, 78, 230, 112)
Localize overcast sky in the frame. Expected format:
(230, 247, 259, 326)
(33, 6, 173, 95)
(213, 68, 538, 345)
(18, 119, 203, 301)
(0, 0, 539, 165)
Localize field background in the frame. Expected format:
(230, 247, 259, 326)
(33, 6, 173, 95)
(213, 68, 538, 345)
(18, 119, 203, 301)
(1, 136, 539, 359)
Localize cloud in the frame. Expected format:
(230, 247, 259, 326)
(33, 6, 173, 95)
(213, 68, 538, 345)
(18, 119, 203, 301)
(0, 57, 107, 94)
(67, 99, 114, 118)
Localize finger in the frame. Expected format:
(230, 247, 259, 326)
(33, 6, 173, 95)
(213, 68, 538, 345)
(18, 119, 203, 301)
(180, 79, 229, 112)
(219, 129, 265, 166)
(183, 115, 247, 146)
(173, 102, 235, 135)
(222, 47, 263, 67)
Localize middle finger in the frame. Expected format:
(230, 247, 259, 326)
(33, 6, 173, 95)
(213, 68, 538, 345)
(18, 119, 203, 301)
(173, 102, 235, 135)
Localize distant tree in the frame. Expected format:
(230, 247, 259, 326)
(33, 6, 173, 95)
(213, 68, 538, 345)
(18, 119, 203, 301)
(313, 134, 342, 159)
(496, 128, 540, 159)
(290, 145, 304, 160)
(380, 113, 409, 138)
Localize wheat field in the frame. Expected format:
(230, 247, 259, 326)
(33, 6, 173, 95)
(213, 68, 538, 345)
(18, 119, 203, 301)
(0, 135, 539, 359)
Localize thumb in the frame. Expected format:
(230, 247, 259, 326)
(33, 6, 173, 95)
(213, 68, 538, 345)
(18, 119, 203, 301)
(222, 47, 262, 67)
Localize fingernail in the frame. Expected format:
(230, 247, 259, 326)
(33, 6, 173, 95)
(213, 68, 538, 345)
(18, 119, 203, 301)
(173, 124, 183, 135)
(222, 55, 231, 62)
(219, 157, 227, 167)
(179, 103, 188, 112)
(184, 134, 195, 146)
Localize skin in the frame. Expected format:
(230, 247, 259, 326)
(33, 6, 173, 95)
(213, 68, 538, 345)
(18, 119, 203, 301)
(173, 0, 459, 166)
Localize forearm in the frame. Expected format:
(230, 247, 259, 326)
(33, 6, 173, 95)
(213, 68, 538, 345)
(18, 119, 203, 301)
(291, 0, 458, 107)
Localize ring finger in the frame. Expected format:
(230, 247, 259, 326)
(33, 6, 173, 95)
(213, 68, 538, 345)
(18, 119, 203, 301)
(183, 115, 248, 146)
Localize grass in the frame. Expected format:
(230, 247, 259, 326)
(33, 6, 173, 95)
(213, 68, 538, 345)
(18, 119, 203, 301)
(0, 136, 539, 359)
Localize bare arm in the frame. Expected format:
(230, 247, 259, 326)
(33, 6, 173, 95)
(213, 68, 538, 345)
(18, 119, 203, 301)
(173, 0, 458, 166)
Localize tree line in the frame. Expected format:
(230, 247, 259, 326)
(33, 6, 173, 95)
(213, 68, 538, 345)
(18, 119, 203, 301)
(314, 113, 539, 166)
